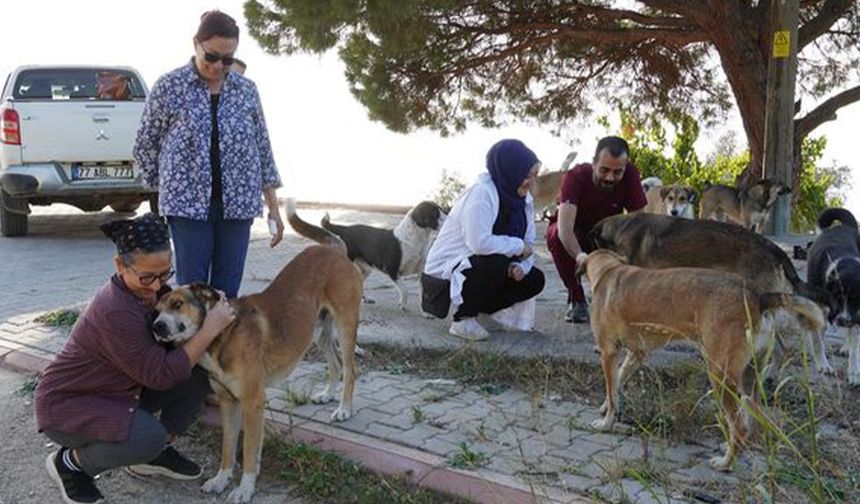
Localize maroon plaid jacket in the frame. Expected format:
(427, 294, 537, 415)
(35, 275, 191, 442)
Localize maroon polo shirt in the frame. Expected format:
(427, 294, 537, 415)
(35, 275, 191, 443)
(548, 162, 647, 247)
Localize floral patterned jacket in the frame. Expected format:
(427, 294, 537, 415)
(133, 61, 281, 220)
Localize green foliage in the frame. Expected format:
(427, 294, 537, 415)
(34, 309, 79, 328)
(606, 110, 848, 233)
(430, 169, 465, 211)
(450, 442, 488, 470)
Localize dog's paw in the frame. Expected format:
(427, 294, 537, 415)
(590, 418, 613, 432)
(201, 469, 232, 494)
(225, 474, 256, 503)
(311, 390, 336, 404)
(598, 400, 608, 415)
(838, 344, 851, 357)
(331, 405, 353, 422)
(709, 454, 733, 472)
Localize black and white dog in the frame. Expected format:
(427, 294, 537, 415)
(807, 207, 860, 385)
(321, 201, 446, 310)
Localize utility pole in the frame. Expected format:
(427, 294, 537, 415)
(763, 0, 800, 235)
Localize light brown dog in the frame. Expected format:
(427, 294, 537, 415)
(644, 184, 696, 219)
(151, 206, 362, 503)
(699, 178, 791, 232)
(578, 249, 824, 471)
(531, 151, 577, 220)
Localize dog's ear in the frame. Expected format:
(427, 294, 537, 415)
(659, 186, 671, 200)
(189, 282, 221, 308)
(747, 180, 767, 200)
(684, 187, 696, 203)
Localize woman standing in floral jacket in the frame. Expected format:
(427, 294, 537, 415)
(134, 10, 283, 299)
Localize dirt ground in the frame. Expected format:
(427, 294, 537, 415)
(0, 367, 304, 504)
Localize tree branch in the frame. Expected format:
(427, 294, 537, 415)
(570, 2, 695, 29)
(794, 84, 860, 140)
(798, 0, 854, 50)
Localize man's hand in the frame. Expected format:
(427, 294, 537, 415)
(508, 264, 525, 282)
(268, 211, 285, 248)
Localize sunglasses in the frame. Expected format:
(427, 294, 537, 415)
(128, 265, 175, 286)
(200, 45, 236, 67)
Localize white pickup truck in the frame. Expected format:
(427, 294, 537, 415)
(0, 65, 154, 237)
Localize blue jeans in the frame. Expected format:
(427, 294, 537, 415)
(168, 215, 253, 298)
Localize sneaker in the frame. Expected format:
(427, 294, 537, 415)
(45, 449, 104, 504)
(126, 446, 202, 480)
(566, 302, 589, 324)
(449, 318, 490, 341)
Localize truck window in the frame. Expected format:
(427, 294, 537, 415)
(12, 68, 145, 101)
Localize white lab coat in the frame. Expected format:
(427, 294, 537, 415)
(424, 173, 537, 329)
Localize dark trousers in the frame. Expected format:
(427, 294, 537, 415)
(43, 367, 210, 477)
(546, 222, 593, 304)
(453, 254, 545, 320)
(168, 215, 253, 299)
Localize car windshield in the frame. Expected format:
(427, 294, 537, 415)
(12, 69, 145, 101)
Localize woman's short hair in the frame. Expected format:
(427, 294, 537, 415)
(196, 10, 240, 42)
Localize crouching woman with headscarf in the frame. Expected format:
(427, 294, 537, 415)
(422, 139, 546, 341)
(35, 213, 235, 504)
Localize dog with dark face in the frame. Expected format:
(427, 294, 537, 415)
(589, 213, 837, 375)
(320, 200, 445, 310)
(152, 217, 362, 503)
(578, 249, 824, 471)
(807, 208, 860, 385)
(699, 177, 791, 232)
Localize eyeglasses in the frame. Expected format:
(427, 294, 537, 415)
(128, 265, 175, 286)
(200, 44, 236, 66)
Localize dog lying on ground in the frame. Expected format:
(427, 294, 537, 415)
(589, 213, 837, 375)
(318, 200, 445, 311)
(640, 176, 696, 219)
(699, 177, 790, 232)
(807, 207, 860, 384)
(531, 151, 577, 220)
(151, 209, 363, 503)
(578, 249, 825, 471)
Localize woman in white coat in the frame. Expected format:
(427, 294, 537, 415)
(422, 139, 545, 340)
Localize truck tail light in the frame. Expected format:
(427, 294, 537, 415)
(1, 107, 21, 145)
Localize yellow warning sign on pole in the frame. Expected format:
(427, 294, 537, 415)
(773, 30, 790, 58)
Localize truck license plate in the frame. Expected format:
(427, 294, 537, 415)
(71, 165, 134, 180)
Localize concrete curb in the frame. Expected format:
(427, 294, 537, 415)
(1, 344, 591, 504)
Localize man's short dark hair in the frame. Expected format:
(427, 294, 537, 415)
(594, 136, 630, 161)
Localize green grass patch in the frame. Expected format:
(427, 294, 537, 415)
(34, 309, 79, 327)
(271, 437, 464, 503)
(15, 375, 39, 397)
(450, 442, 488, 470)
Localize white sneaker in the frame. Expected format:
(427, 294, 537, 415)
(449, 318, 490, 341)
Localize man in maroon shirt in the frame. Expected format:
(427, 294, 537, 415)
(546, 136, 647, 323)
(35, 213, 235, 504)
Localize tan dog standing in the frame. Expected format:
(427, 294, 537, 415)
(578, 249, 824, 471)
(151, 208, 363, 503)
(699, 178, 790, 232)
(531, 151, 577, 220)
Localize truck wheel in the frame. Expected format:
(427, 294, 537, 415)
(109, 202, 141, 213)
(0, 189, 28, 237)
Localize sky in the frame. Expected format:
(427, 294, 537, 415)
(3, 1, 858, 215)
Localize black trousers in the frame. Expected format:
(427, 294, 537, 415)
(453, 254, 545, 320)
(43, 367, 211, 476)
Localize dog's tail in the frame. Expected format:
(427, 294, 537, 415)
(760, 293, 826, 334)
(285, 199, 347, 254)
(817, 207, 858, 231)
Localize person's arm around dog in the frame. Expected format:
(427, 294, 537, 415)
(181, 298, 235, 364)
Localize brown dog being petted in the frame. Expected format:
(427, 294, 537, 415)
(150, 200, 362, 503)
(578, 249, 824, 471)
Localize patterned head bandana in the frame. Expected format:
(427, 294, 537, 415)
(100, 213, 170, 255)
